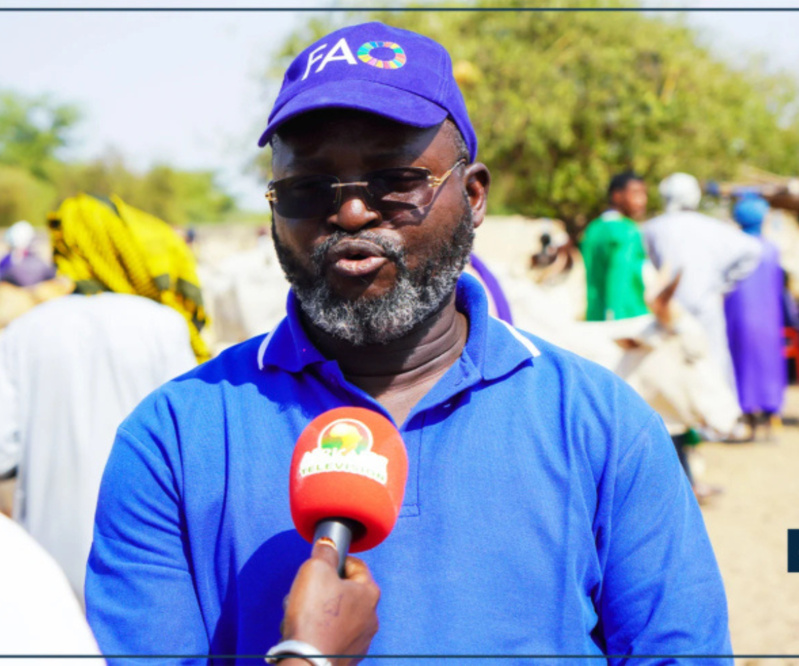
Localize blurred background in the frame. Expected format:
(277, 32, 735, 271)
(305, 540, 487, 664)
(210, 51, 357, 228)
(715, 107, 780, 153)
(6, 0, 799, 230)
(2, 0, 799, 661)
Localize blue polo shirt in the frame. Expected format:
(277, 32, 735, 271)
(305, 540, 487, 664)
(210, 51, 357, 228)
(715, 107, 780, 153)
(86, 274, 731, 664)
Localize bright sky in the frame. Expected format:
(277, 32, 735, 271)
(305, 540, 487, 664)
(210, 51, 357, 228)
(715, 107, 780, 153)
(3, 1, 799, 212)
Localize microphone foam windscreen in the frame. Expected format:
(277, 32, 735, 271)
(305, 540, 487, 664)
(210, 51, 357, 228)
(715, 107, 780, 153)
(289, 407, 408, 552)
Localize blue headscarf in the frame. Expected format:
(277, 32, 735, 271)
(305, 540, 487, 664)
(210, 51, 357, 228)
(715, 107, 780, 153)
(733, 194, 769, 236)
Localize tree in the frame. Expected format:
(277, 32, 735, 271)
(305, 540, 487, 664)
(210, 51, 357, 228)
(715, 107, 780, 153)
(0, 165, 57, 227)
(0, 92, 80, 181)
(138, 165, 236, 225)
(0, 90, 239, 227)
(267, 0, 799, 236)
(52, 157, 236, 225)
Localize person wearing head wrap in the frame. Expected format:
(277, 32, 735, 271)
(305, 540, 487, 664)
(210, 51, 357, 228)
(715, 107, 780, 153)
(643, 173, 762, 392)
(48, 193, 210, 362)
(724, 195, 786, 439)
(659, 172, 703, 213)
(0, 194, 201, 599)
(734, 193, 768, 235)
(0, 220, 55, 287)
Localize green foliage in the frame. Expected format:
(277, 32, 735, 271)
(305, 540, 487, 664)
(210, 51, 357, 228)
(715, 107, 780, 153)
(50, 156, 236, 226)
(0, 165, 57, 226)
(268, 0, 799, 235)
(143, 166, 236, 225)
(0, 92, 80, 181)
(0, 90, 238, 228)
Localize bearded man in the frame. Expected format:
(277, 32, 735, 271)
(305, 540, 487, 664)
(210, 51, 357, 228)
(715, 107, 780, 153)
(86, 23, 731, 664)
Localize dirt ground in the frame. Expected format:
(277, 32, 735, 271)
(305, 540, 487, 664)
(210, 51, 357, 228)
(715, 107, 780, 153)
(695, 386, 799, 664)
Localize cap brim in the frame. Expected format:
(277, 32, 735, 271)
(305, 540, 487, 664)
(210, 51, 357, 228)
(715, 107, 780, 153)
(257, 79, 449, 147)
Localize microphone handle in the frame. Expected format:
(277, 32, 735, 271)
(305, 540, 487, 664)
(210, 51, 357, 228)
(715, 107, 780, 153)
(313, 518, 359, 577)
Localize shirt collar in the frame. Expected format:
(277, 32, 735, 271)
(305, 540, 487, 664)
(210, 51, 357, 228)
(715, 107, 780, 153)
(257, 290, 326, 372)
(458, 273, 540, 381)
(600, 209, 624, 221)
(257, 273, 540, 380)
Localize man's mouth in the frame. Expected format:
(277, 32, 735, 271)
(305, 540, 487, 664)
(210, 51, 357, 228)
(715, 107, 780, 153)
(326, 239, 390, 278)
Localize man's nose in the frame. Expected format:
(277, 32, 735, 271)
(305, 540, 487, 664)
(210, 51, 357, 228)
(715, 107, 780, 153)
(331, 189, 380, 232)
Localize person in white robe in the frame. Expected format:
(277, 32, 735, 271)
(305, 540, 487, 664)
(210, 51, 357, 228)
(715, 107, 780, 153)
(643, 173, 762, 390)
(0, 293, 196, 600)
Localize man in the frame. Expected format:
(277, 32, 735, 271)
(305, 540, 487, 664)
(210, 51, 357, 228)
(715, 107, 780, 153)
(87, 23, 731, 662)
(643, 173, 762, 390)
(724, 194, 786, 440)
(581, 172, 649, 321)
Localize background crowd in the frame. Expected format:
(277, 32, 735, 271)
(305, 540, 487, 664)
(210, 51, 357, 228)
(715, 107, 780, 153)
(581, 170, 792, 499)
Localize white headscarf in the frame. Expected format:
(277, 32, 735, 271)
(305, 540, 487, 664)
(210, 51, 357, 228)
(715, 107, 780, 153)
(659, 173, 702, 213)
(5, 220, 35, 251)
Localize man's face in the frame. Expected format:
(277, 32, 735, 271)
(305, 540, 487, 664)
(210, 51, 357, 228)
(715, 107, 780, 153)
(612, 180, 648, 221)
(270, 111, 485, 346)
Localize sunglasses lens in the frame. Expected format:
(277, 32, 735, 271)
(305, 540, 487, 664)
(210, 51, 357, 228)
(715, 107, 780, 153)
(273, 175, 338, 218)
(270, 167, 440, 219)
(368, 169, 431, 206)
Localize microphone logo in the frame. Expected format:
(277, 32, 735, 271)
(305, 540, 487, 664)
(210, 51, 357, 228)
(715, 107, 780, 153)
(299, 418, 389, 485)
(322, 419, 373, 455)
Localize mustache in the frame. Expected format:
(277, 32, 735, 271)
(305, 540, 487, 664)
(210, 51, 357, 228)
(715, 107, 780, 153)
(311, 231, 406, 267)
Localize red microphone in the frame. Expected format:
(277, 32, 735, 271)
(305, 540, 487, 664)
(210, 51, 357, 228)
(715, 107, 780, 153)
(289, 407, 408, 576)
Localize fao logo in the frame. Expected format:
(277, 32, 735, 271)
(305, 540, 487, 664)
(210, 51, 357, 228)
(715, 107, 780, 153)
(301, 37, 408, 81)
(357, 41, 407, 70)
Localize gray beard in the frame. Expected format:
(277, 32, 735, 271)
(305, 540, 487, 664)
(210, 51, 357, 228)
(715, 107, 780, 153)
(272, 212, 474, 346)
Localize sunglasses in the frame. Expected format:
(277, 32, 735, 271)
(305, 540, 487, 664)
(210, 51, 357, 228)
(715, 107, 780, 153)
(265, 158, 467, 220)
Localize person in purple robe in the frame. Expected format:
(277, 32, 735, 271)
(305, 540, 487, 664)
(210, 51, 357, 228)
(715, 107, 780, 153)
(0, 221, 55, 287)
(724, 195, 787, 440)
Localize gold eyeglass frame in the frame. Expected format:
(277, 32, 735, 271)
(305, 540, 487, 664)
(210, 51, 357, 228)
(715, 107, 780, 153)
(265, 158, 467, 211)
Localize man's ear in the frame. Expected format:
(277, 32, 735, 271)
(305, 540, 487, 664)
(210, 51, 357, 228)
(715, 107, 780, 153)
(465, 163, 490, 229)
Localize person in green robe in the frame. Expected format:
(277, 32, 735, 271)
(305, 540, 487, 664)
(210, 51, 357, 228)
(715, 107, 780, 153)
(581, 172, 649, 321)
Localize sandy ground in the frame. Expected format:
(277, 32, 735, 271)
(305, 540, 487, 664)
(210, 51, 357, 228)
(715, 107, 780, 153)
(695, 387, 799, 664)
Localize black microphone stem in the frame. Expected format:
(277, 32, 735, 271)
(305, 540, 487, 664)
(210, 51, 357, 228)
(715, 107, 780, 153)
(313, 518, 358, 577)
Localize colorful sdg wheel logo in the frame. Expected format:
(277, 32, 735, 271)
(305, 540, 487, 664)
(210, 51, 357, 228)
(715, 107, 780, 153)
(357, 41, 407, 70)
(319, 419, 374, 456)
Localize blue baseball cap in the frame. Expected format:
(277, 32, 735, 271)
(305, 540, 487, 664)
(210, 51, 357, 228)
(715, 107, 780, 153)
(257, 21, 478, 161)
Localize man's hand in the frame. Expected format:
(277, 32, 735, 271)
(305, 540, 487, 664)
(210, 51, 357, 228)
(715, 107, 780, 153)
(280, 538, 380, 666)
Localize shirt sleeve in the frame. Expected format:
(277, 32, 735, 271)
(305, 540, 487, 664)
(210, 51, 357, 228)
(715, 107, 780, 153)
(85, 420, 208, 663)
(716, 226, 762, 292)
(597, 413, 732, 664)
